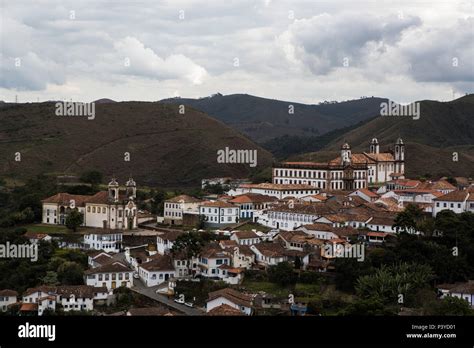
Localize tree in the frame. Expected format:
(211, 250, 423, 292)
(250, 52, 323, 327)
(393, 204, 425, 233)
(355, 263, 433, 306)
(66, 210, 83, 232)
(268, 261, 297, 287)
(41, 271, 59, 285)
(171, 232, 205, 259)
(57, 261, 84, 285)
(428, 296, 473, 316)
(79, 170, 103, 186)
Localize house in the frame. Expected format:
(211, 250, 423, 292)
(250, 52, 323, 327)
(0, 290, 18, 311)
(300, 194, 328, 203)
(366, 216, 396, 233)
(198, 245, 231, 278)
(432, 190, 473, 217)
(199, 201, 240, 227)
(206, 288, 254, 315)
(207, 303, 244, 316)
(23, 232, 52, 244)
(364, 232, 389, 244)
(138, 254, 176, 287)
(156, 230, 184, 255)
(163, 195, 202, 225)
(250, 243, 287, 267)
(230, 230, 261, 246)
(228, 193, 278, 220)
(87, 251, 114, 268)
(437, 281, 474, 307)
(349, 188, 379, 202)
(83, 229, 123, 253)
(217, 265, 245, 285)
(296, 223, 360, 241)
(84, 261, 134, 290)
(41, 178, 138, 230)
(22, 285, 108, 315)
(260, 202, 337, 231)
(228, 183, 319, 199)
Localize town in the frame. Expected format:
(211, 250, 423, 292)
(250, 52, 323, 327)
(1, 138, 473, 317)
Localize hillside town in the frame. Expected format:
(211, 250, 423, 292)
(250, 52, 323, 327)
(1, 139, 473, 317)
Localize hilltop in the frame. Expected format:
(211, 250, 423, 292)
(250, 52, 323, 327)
(0, 102, 273, 187)
(161, 94, 387, 143)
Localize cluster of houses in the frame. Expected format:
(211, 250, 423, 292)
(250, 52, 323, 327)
(8, 142, 471, 315)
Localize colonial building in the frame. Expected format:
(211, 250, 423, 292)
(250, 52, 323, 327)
(163, 195, 202, 225)
(42, 178, 138, 230)
(272, 138, 405, 190)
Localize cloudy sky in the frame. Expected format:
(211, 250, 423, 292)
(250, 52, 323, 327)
(1, 0, 473, 104)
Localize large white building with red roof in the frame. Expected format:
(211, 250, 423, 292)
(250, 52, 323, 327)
(272, 138, 405, 190)
(41, 178, 138, 230)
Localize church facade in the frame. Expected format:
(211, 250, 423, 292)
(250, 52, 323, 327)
(42, 178, 138, 229)
(272, 138, 405, 191)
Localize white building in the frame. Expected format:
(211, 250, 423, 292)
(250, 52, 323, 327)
(22, 285, 108, 315)
(42, 178, 138, 230)
(228, 193, 278, 220)
(230, 231, 261, 246)
(83, 229, 123, 253)
(0, 290, 17, 312)
(438, 281, 474, 308)
(272, 138, 405, 190)
(250, 243, 287, 267)
(163, 195, 202, 225)
(156, 230, 184, 255)
(84, 261, 134, 290)
(199, 201, 240, 227)
(206, 288, 254, 315)
(198, 246, 231, 278)
(228, 183, 319, 199)
(432, 191, 473, 217)
(349, 188, 379, 202)
(138, 254, 176, 287)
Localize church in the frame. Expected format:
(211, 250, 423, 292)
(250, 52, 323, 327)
(272, 138, 405, 191)
(42, 177, 138, 229)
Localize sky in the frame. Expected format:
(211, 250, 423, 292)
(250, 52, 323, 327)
(1, 0, 473, 104)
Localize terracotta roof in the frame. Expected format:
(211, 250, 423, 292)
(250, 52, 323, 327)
(301, 223, 334, 232)
(434, 190, 469, 202)
(207, 288, 253, 308)
(363, 152, 395, 162)
(278, 230, 311, 243)
(140, 255, 175, 272)
(24, 285, 107, 298)
(239, 183, 316, 191)
(388, 179, 421, 188)
(219, 240, 238, 248)
(200, 245, 230, 259)
(42, 193, 91, 206)
(229, 193, 278, 204)
(369, 217, 395, 226)
(201, 201, 236, 208)
(207, 304, 244, 316)
(23, 232, 50, 240)
(20, 303, 38, 311)
(367, 232, 389, 237)
(84, 261, 132, 275)
(355, 188, 378, 198)
(252, 243, 286, 258)
(232, 230, 259, 239)
(304, 194, 328, 201)
(269, 202, 337, 215)
(166, 195, 202, 203)
(0, 289, 18, 297)
(157, 230, 184, 242)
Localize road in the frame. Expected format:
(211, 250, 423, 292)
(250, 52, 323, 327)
(131, 278, 204, 316)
